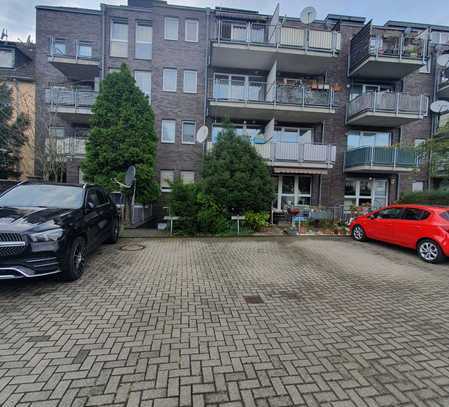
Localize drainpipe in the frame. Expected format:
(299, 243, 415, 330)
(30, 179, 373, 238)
(101, 4, 106, 80)
(203, 8, 210, 127)
(428, 33, 438, 191)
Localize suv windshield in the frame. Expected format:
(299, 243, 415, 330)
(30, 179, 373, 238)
(0, 185, 84, 209)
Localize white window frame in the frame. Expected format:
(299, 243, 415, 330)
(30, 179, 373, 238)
(185, 19, 199, 42)
(160, 170, 175, 192)
(135, 23, 152, 60)
(346, 131, 391, 151)
(161, 120, 176, 144)
(0, 49, 14, 68)
(344, 178, 389, 211)
(163, 68, 177, 92)
(180, 171, 195, 184)
(276, 175, 312, 210)
(134, 70, 152, 102)
(164, 17, 179, 41)
(181, 120, 196, 144)
(78, 42, 92, 58)
(183, 70, 198, 94)
(273, 127, 313, 144)
(110, 21, 128, 58)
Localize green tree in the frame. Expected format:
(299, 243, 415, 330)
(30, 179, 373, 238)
(202, 124, 274, 214)
(0, 82, 29, 179)
(81, 64, 159, 203)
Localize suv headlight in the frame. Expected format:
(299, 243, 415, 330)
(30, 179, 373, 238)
(29, 228, 64, 243)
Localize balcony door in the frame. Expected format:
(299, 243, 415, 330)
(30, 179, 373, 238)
(213, 73, 265, 101)
(344, 178, 388, 211)
(276, 175, 312, 210)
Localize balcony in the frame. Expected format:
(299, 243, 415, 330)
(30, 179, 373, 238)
(211, 20, 341, 73)
(48, 39, 100, 81)
(346, 92, 428, 127)
(45, 88, 97, 124)
(344, 146, 418, 173)
(438, 69, 449, 99)
(349, 22, 427, 79)
(208, 79, 336, 123)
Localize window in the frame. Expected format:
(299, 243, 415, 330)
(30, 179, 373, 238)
(273, 128, 313, 144)
(402, 208, 430, 221)
(48, 127, 67, 155)
(182, 121, 196, 144)
(412, 181, 424, 192)
(110, 21, 128, 58)
(212, 124, 263, 144)
(164, 17, 179, 40)
(87, 189, 101, 208)
(181, 171, 195, 184)
(78, 42, 92, 58)
(344, 178, 389, 211)
(0, 49, 14, 68)
(160, 170, 175, 192)
(52, 39, 66, 55)
(183, 70, 197, 93)
(163, 68, 177, 92)
(185, 19, 199, 42)
(347, 131, 391, 150)
(374, 208, 402, 219)
(414, 139, 425, 147)
(161, 120, 176, 143)
(136, 23, 152, 60)
(350, 83, 393, 100)
(277, 175, 311, 210)
(134, 71, 152, 101)
(109, 68, 120, 74)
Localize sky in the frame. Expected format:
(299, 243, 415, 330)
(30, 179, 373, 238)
(2, 0, 449, 43)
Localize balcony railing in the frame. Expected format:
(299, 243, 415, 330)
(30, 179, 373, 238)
(345, 146, 418, 169)
(347, 92, 428, 119)
(439, 68, 449, 88)
(49, 38, 98, 62)
(216, 20, 341, 53)
(254, 142, 336, 165)
(368, 35, 427, 60)
(211, 79, 335, 108)
(45, 88, 98, 109)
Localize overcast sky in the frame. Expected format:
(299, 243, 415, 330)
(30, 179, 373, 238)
(2, 0, 449, 42)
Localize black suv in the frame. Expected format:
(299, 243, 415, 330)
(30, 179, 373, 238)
(0, 182, 120, 281)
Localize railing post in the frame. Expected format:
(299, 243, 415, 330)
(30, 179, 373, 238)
(373, 92, 377, 113)
(393, 147, 398, 168)
(218, 20, 221, 43)
(75, 40, 79, 61)
(399, 35, 403, 60)
(331, 31, 336, 55)
(370, 146, 374, 168)
(396, 92, 400, 116)
(375, 35, 380, 58)
(246, 22, 250, 43)
(302, 86, 305, 108)
(418, 94, 423, 118)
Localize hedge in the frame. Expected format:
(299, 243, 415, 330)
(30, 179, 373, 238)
(397, 190, 449, 206)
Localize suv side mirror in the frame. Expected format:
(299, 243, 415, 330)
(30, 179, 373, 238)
(86, 201, 96, 210)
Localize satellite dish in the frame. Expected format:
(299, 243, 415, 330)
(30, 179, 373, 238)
(300, 7, 317, 25)
(196, 125, 209, 144)
(437, 54, 449, 68)
(404, 27, 412, 36)
(430, 100, 449, 114)
(125, 165, 136, 187)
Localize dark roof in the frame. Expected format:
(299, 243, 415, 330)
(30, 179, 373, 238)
(35, 5, 101, 16)
(385, 20, 449, 32)
(0, 41, 35, 82)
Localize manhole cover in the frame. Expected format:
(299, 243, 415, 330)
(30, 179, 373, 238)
(244, 295, 264, 304)
(119, 244, 146, 252)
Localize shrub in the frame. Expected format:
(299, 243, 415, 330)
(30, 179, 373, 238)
(244, 211, 270, 232)
(397, 190, 449, 206)
(168, 181, 228, 235)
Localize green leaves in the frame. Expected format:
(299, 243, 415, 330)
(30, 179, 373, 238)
(81, 64, 159, 203)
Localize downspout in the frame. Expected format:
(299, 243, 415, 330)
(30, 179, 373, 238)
(101, 4, 106, 80)
(428, 29, 438, 191)
(203, 8, 210, 126)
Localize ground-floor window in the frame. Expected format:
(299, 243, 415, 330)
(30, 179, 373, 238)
(273, 175, 311, 210)
(344, 178, 388, 211)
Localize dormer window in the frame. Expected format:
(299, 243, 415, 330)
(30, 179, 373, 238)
(0, 49, 14, 68)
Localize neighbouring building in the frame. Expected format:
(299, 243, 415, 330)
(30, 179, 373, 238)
(34, 0, 449, 215)
(0, 40, 36, 180)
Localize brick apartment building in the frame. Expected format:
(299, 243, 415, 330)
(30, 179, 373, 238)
(35, 0, 449, 213)
(0, 40, 36, 180)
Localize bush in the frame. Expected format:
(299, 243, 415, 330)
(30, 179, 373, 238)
(168, 181, 228, 235)
(397, 190, 449, 206)
(244, 211, 270, 232)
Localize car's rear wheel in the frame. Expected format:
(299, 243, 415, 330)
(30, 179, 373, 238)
(352, 225, 367, 241)
(417, 239, 445, 264)
(61, 236, 87, 281)
(106, 217, 120, 244)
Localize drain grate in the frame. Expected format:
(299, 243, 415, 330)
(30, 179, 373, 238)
(119, 244, 146, 252)
(244, 295, 264, 304)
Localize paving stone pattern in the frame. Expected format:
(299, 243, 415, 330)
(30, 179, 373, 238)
(1, 237, 449, 407)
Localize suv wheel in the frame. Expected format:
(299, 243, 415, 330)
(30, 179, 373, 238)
(417, 239, 445, 264)
(61, 236, 87, 281)
(106, 217, 120, 244)
(352, 225, 367, 241)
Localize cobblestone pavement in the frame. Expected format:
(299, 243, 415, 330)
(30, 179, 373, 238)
(1, 237, 449, 407)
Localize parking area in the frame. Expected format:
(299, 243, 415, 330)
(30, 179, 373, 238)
(1, 237, 449, 407)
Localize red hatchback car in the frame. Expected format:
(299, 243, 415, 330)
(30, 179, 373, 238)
(350, 204, 449, 263)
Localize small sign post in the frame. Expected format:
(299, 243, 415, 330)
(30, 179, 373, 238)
(163, 216, 180, 236)
(231, 215, 245, 236)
